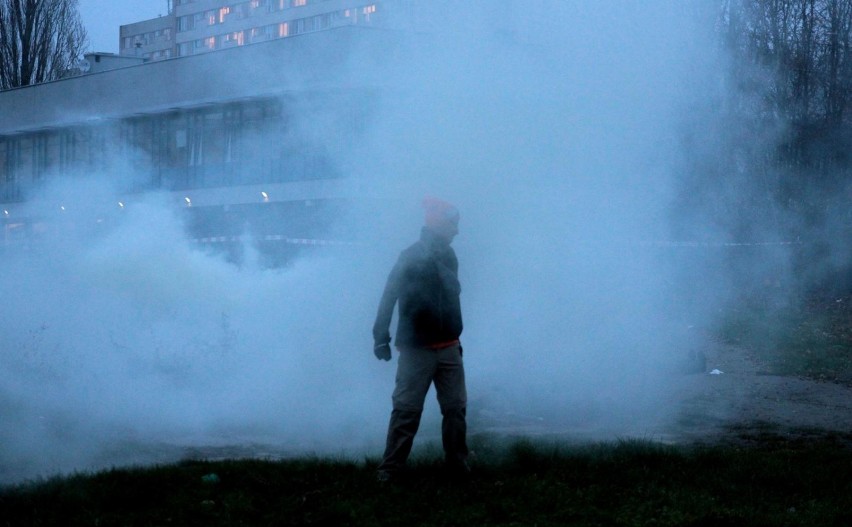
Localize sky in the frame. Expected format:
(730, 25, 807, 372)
(79, 1, 167, 53)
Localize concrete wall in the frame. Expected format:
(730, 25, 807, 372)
(0, 25, 390, 136)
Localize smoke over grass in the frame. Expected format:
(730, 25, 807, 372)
(0, 2, 737, 483)
(355, 1, 720, 427)
(1, 182, 391, 481)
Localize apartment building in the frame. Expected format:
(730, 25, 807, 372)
(119, 14, 176, 61)
(120, 0, 393, 61)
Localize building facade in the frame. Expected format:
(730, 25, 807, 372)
(0, 26, 389, 261)
(119, 14, 176, 61)
(119, 0, 396, 61)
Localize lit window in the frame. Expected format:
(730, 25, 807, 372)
(219, 6, 230, 23)
(293, 0, 306, 6)
(279, 22, 289, 37)
(204, 36, 216, 49)
(226, 31, 245, 45)
(362, 4, 377, 22)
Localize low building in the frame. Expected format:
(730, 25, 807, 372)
(0, 26, 390, 263)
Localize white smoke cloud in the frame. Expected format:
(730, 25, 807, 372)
(1, 1, 728, 483)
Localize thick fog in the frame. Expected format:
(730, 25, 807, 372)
(1, 1, 741, 483)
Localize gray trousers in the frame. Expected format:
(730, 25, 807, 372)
(378, 343, 468, 473)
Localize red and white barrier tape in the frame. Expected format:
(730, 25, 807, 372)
(634, 240, 802, 248)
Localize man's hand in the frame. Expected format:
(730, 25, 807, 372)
(374, 343, 391, 361)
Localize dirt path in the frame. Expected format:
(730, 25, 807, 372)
(466, 340, 852, 447)
(666, 342, 852, 444)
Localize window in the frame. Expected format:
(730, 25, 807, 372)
(0, 141, 8, 188)
(202, 112, 225, 166)
(178, 15, 193, 31)
(222, 31, 244, 47)
(250, 26, 271, 43)
(59, 130, 76, 168)
(32, 135, 48, 180)
(293, 0, 306, 6)
(363, 4, 377, 22)
(278, 22, 289, 37)
(150, 49, 172, 60)
(193, 38, 208, 50)
(317, 13, 330, 30)
(17, 138, 33, 182)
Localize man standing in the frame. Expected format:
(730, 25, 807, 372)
(373, 197, 468, 481)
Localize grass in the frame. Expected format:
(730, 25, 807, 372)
(1, 435, 850, 527)
(717, 292, 852, 383)
(3, 291, 850, 526)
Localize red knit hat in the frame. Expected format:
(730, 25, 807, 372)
(423, 196, 459, 228)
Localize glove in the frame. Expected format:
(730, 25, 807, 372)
(374, 342, 391, 361)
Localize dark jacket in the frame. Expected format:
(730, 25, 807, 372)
(373, 227, 463, 349)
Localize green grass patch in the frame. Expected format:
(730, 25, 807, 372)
(1, 436, 850, 526)
(717, 294, 852, 382)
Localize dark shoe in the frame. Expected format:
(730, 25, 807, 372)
(376, 470, 395, 483)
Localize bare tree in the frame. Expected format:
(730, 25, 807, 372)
(818, 0, 852, 125)
(718, 0, 852, 169)
(677, 0, 852, 239)
(0, 0, 88, 90)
